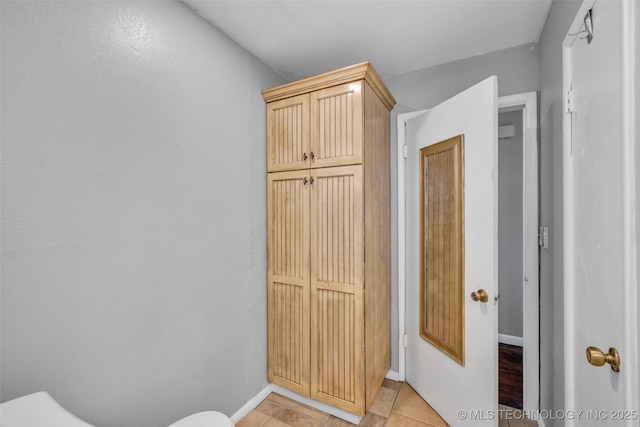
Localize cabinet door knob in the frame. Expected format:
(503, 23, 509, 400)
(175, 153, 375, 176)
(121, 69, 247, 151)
(310, 177, 315, 185)
(303, 152, 308, 161)
(586, 346, 620, 372)
(310, 151, 315, 160)
(302, 177, 308, 185)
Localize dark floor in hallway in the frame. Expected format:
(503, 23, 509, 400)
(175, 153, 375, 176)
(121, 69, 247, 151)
(499, 343, 523, 409)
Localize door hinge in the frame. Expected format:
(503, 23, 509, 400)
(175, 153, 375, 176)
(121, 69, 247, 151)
(403, 334, 408, 348)
(566, 89, 574, 113)
(538, 226, 549, 249)
(402, 145, 408, 159)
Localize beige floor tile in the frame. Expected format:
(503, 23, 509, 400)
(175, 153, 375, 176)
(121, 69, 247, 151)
(382, 378, 402, 391)
(267, 394, 330, 423)
(508, 419, 537, 427)
(275, 409, 324, 427)
(256, 399, 323, 427)
(256, 399, 287, 418)
(367, 386, 398, 418)
(324, 416, 357, 427)
(391, 384, 447, 427)
(359, 412, 386, 427)
(236, 410, 271, 427)
(264, 419, 290, 427)
(386, 413, 431, 427)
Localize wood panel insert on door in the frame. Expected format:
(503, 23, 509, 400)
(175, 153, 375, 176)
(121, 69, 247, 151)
(419, 135, 465, 365)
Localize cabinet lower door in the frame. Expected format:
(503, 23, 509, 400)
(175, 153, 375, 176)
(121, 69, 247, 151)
(267, 170, 310, 395)
(309, 165, 364, 414)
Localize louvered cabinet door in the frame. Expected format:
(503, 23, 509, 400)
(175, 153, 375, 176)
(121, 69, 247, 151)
(310, 82, 363, 169)
(267, 170, 311, 395)
(309, 165, 365, 414)
(267, 94, 310, 172)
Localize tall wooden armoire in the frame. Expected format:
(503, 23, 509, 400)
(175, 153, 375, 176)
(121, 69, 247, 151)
(262, 62, 395, 416)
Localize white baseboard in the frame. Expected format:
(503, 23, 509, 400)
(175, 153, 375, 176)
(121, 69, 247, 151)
(231, 376, 403, 426)
(230, 384, 273, 424)
(270, 384, 363, 425)
(498, 333, 524, 347)
(385, 370, 400, 381)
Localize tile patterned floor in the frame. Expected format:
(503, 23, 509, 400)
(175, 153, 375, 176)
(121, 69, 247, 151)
(237, 380, 536, 427)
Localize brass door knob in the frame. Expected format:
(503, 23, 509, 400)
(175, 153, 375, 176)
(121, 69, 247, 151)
(470, 289, 489, 303)
(586, 346, 620, 372)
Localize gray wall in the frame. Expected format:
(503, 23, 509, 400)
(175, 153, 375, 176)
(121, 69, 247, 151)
(538, 0, 582, 423)
(385, 42, 540, 372)
(0, 2, 283, 426)
(498, 111, 524, 339)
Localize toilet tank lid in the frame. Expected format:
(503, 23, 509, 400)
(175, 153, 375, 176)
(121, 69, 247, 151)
(168, 411, 234, 427)
(0, 391, 95, 427)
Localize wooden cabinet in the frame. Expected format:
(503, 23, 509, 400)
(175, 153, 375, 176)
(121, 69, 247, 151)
(267, 81, 364, 172)
(263, 62, 395, 416)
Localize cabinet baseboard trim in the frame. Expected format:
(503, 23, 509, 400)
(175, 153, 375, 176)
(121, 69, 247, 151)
(230, 384, 274, 423)
(270, 384, 363, 425)
(230, 383, 364, 425)
(385, 370, 400, 381)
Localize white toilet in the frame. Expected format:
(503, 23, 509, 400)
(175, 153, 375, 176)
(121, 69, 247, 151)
(0, 392, 234, 427)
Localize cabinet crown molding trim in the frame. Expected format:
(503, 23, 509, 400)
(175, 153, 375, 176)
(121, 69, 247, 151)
(262, 61, 396, 111)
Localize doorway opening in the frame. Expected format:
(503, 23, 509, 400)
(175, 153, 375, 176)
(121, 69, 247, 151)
(396, 91, 540, 415)
(497, 105, 528, 410)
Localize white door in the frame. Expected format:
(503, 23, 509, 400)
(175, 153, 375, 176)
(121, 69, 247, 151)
(563, 1, 639, 425)
(405, 76, 498, 426)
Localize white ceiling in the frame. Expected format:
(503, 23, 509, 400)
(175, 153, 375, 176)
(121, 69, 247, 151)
(183, 0, 552, 82)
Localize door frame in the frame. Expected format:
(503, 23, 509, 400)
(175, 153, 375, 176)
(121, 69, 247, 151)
(397, 92, 540, 413)
(562, 0, 639, 418)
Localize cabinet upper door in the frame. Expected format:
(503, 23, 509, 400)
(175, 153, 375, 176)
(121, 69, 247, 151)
(310, 82, 363, 169)
(267, 93, 310, 172)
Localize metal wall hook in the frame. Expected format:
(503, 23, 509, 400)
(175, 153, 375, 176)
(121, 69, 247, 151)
(568, 9, 593, 44)
(583, 9, 594, 43)
(569, 9, 593, 43)
(568, 29, 587, 37)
